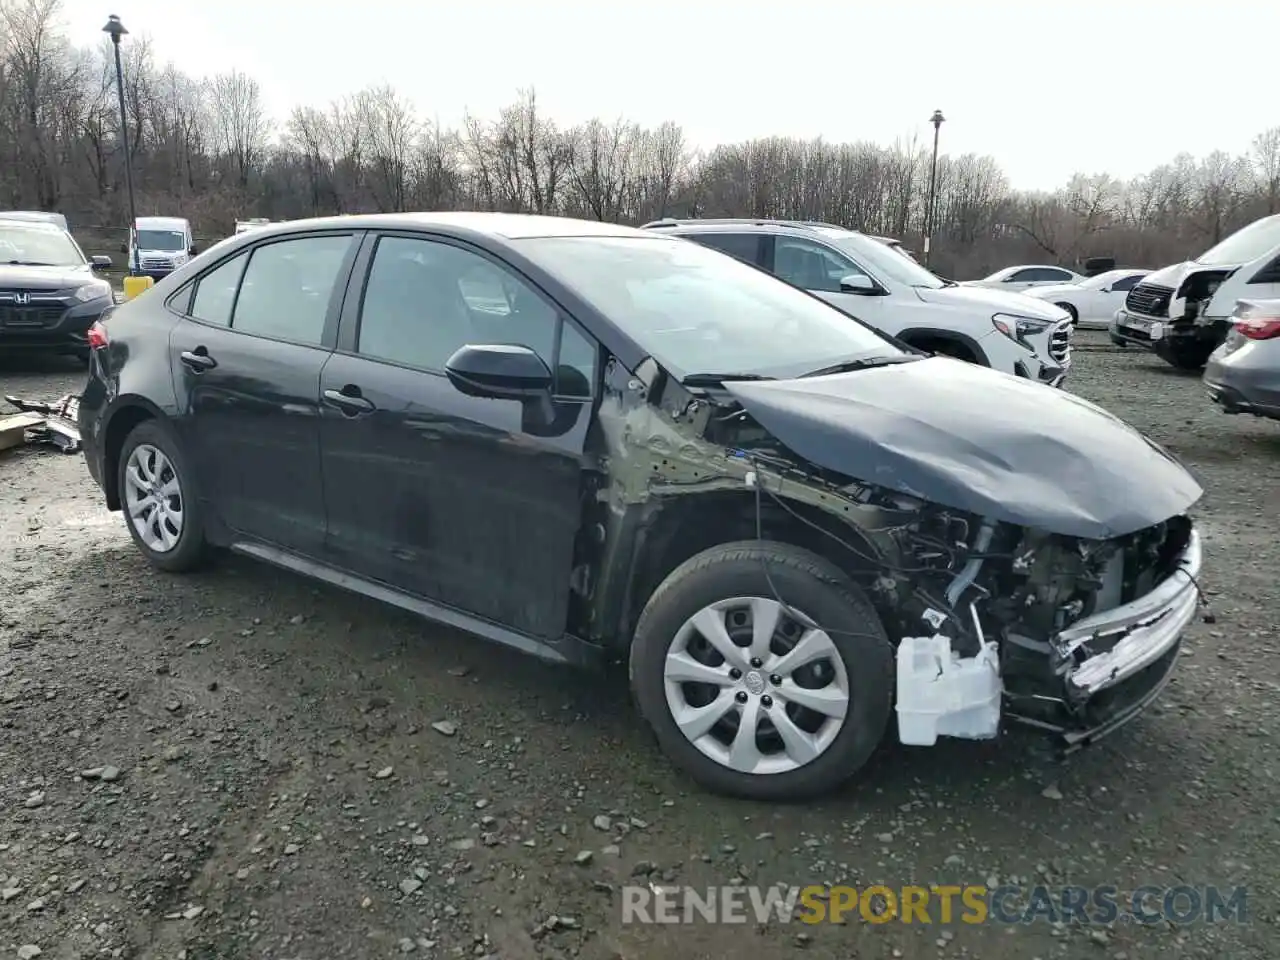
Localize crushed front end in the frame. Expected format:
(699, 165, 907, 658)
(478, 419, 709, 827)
(875, 506, 1201, 749)
(985, 515, 1199, 747)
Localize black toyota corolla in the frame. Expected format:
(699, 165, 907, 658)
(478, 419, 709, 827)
(78, 213, 1205, 800)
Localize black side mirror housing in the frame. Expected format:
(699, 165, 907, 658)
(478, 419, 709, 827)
(91, 255, 112, 270)
(445, 343, 552, 401)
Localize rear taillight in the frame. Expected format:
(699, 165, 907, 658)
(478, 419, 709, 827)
(87, 320, 109, 350)
(1233, 316, 1280, 340)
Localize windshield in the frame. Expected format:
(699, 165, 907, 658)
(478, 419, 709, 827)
(517, 235, 899, 380)
(1196, 215, 1280, 267)
(137, 229, 187, 251)
(818, 230, 946, 289)
(0, 222, 85, 266)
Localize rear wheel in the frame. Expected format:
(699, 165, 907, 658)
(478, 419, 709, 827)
(117, 419, 210, 572)
(630, 541, 893, 801)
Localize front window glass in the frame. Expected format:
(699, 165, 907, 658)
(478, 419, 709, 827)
(137, 229, 187, 252)
(0, 223, 85, 266)
(818, 229, 945, 289)
(516, 235, 899, 381)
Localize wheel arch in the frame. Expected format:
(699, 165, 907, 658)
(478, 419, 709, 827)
(599, 491, 891, 653)
(894, 326, 989, 365)
(101, 397, 169, 510)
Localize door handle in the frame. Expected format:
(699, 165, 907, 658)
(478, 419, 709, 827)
(323, 387, 375, 415)
(180, 349, 216, 371)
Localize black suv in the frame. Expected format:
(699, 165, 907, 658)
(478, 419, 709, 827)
(79, 213, 1202, 800)
(0, 219, 115, 360)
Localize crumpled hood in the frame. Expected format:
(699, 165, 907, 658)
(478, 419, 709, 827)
(1141, 259, 1240, 291)
(0, 263, 95, 291)
(914, 284, 1069, 321)
(724, 357, 1202, 540)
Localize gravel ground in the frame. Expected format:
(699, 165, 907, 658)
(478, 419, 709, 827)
(1, 332, 1277, 960)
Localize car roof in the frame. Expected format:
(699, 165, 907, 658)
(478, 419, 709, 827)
(137, 216, 189, 228)
(234, 212, 654, 242)
(0, 217, 64, 233)
(641, 218, 851, 236)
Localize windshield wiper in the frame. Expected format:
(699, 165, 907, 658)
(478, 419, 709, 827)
(5, 260, 57, 266)
(681, 372, 777, 386)
(798, 355, 920, 378)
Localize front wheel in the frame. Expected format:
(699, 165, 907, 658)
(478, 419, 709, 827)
(630, 541, 893, 801)
(1055, 302, 1078, 325)
(117, 419, 210, 572)
(1159, 341, 1215, 371)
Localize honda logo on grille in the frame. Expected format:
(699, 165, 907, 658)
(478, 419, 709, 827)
(13, 292, 30, 305)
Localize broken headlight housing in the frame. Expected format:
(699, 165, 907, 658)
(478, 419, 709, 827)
(992, 313, 1051, 348)
(73, 281, 112, 303)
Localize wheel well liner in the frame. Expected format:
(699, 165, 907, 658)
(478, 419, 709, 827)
(102, 402, 161, 510)
(895, 327, 987, 365)
(611, 491, 887, 650)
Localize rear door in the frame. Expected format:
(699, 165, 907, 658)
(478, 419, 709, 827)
(317, 231, 596, 641)
(685, 232, 766, 267)
(168, 230, 360, 555)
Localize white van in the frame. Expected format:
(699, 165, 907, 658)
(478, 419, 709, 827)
(1111, 213, 1280, 369)
(125, 216, 196, 280)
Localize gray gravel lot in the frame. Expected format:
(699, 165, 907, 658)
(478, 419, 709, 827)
(1, 332, 1278, 960)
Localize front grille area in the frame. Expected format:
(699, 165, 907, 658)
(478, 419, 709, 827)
(1049, 323, 1071, 364)
(0, 305, 66, 328)
(141, 258, 174, 271)
(1125, 282, 1174, 317)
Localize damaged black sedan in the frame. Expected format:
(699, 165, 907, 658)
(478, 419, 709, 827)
(77, 213, 1204, 800)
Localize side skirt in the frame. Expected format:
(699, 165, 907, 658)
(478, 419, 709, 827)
(230, 540, 606, 669)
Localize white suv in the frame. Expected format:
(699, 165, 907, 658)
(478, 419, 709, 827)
(642, 219, 1072, 386)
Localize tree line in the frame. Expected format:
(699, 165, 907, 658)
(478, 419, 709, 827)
(4, 0, 1279, 278)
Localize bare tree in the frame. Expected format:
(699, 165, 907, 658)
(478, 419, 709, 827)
(205, 68, 266, 189)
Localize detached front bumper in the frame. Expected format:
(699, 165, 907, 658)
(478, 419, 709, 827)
(1056, 528, 1202, 697)
(1004, 527, 1202, 749)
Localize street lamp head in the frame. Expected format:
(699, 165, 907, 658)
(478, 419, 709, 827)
(102, 14, 128, 43)
(930, 109, 946, 128)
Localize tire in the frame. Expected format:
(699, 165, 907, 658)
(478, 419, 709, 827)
(629, 541, 893, 801)
(116, 419, 209, 573)
(1160, 343, 1213, 371)
(1055, 302, 1078, 325)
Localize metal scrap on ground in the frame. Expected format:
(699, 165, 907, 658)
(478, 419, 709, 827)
(2, 394, 82, 453)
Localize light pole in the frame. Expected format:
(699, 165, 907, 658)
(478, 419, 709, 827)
(103, 14, 139, 276)
(924, 109, 945, 268)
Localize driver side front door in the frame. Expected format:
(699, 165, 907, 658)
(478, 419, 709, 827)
(764, 235, 895, 333)
(318, 233, 598, 642)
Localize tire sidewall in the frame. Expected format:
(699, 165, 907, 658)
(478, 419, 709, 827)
(631, 544, 893, 801)
(117, 420, 205, 571)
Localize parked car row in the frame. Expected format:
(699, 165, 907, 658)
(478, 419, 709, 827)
(1109, 213, 1280, 371)
(75, 212, 1205, 801)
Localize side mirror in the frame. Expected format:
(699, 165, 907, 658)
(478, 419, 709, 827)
(189, 244, 198, 255)
(119, 241, 128, 254)
(838, 274, 876, 294)
(91, 255, 112, 270)
(444, 343, 552, 401)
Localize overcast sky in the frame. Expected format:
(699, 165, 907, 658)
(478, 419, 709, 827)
(60, 0, 1276, 191)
